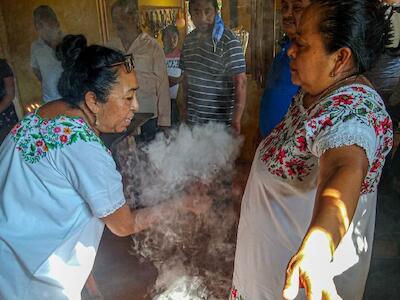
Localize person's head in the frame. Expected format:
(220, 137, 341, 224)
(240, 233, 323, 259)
(288, 0, 387, 96)
(33, 5, 61, 43)
(162, 25, 179, 53)
(56, 34, 139, 133)
(281, 0, 311, 39)
(111, 0, 140, 36)
(189, 0, 219, 33)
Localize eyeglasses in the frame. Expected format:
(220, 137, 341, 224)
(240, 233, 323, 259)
(104, 54, 135, 73)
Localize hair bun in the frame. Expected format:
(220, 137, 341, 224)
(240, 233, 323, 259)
(56, 34, 87, 69)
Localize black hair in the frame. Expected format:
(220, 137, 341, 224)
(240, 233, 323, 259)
(162, 25, 179, 40)
(33, 5, 59, 27)
(189, 0, 219, 13)
(311, 0, 389, 73)
(56, 34, 126, 106)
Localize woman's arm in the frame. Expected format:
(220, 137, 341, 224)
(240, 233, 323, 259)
(102, 188, 212, 237)
(0, 77, 15, 114)
(283, 145, 369, 300)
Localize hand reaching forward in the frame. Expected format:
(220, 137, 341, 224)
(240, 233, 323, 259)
(283, 231, 342, 300)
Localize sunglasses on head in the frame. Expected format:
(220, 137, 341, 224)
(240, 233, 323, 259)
(104, 54, 135, 73)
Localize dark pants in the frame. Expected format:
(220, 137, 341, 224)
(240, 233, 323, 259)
(171, 99, 180, 126)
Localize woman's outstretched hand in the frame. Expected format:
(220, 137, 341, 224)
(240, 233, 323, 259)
(283, 231, 342, 300)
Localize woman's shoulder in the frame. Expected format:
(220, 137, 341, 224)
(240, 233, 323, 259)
(314, 83, 386, 118)
(10, 113, 108, 164)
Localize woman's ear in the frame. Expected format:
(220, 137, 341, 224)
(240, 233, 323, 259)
(84, 91, 100, 114)
(332, 47, 354, 76)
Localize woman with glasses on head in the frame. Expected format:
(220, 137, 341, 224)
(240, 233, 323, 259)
(0, 34, 210, 300)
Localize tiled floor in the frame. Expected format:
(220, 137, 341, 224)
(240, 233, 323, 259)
(86, 155, 400, 300)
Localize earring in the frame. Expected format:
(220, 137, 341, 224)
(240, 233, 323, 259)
(95, 115, 100, 127)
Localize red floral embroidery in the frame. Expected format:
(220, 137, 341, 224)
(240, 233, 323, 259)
(319, 117, 333, 129)
(259, 85, 392, 191)
(381, 117, 392, 134)
(296, 136, 307, 152)
(60, 135, 68, 144)
(333, 94, 354, 106)
(275, 149, 286, 164)
(36, 140, 43, 147)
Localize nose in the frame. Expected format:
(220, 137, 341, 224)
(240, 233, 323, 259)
(200, 12, 208, 23)
(287, 43, 296, 59)
(131, 94, 139, 112)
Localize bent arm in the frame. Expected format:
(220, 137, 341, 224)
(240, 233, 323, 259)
(0, 77, 15, 114)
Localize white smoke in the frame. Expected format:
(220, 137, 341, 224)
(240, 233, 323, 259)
(115, 123, 244, 299)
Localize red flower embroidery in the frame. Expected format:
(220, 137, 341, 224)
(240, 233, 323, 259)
(296, 136, 307, 152)
(370, 160, 381, 173)
(285, 158, 307, 176)
(319, 117, 333, 129)
(263, 146, 276, 162)
(275, 149, 286, 164)
(54, 127, 61, 133)
(231, 288, 238, 298)
(36, 140, 43, 147)
(351, 86, 367, 94)
(333, 94, 354, 106)
(381, 117, 392, 134)
(60, 135, 68, 144)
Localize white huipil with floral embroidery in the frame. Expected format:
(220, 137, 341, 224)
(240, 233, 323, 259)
(0, 114, 126, 300)
(232, 84, 393, 300)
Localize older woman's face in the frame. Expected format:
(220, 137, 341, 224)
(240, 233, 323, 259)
(287, 6, 337, 96)
(98, 67, 139, 133)
(281, 0, 311, 39)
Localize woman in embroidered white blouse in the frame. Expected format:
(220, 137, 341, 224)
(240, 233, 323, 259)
(231, 1, 393, 300)
(0, 34, 210, 300)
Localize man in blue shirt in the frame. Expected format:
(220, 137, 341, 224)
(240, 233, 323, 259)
(259, 0, 310, 137)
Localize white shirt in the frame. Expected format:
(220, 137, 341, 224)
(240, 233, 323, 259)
(0, 114, 125, 300)
(233, 85, 393, 300)
(31, 38, 63, 103)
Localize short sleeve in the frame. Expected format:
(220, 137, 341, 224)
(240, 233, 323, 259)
(57, 141, 126, 218)
(0, 59, 13, 79)
(223, 33, 246, 75)
(305, 101, 377, 166)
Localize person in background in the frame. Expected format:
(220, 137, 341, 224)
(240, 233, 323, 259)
(0, 58, 17, 144)
(31, 5, 64, 103)
(0, 34, 210, 300)
(109, 0, 171, 143)
(162, 25, 182, 126)
(231, 0, 393, 299)
(180, 0, 247, 135)
(259, 0, 310, 138)
(365, 0, 400, 103)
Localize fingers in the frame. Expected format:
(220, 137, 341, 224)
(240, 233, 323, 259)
(283, 258, 300, 300)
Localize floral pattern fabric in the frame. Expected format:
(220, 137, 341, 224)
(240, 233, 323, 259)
(258, 84, 393, 194)
(229, 287, 245, 300)
(10, 113, 109, 163)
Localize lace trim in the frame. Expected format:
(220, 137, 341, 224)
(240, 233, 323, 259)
(316, 134, 373, 166)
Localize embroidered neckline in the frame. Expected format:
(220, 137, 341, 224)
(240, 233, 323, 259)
(11, 113, 110, 164)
